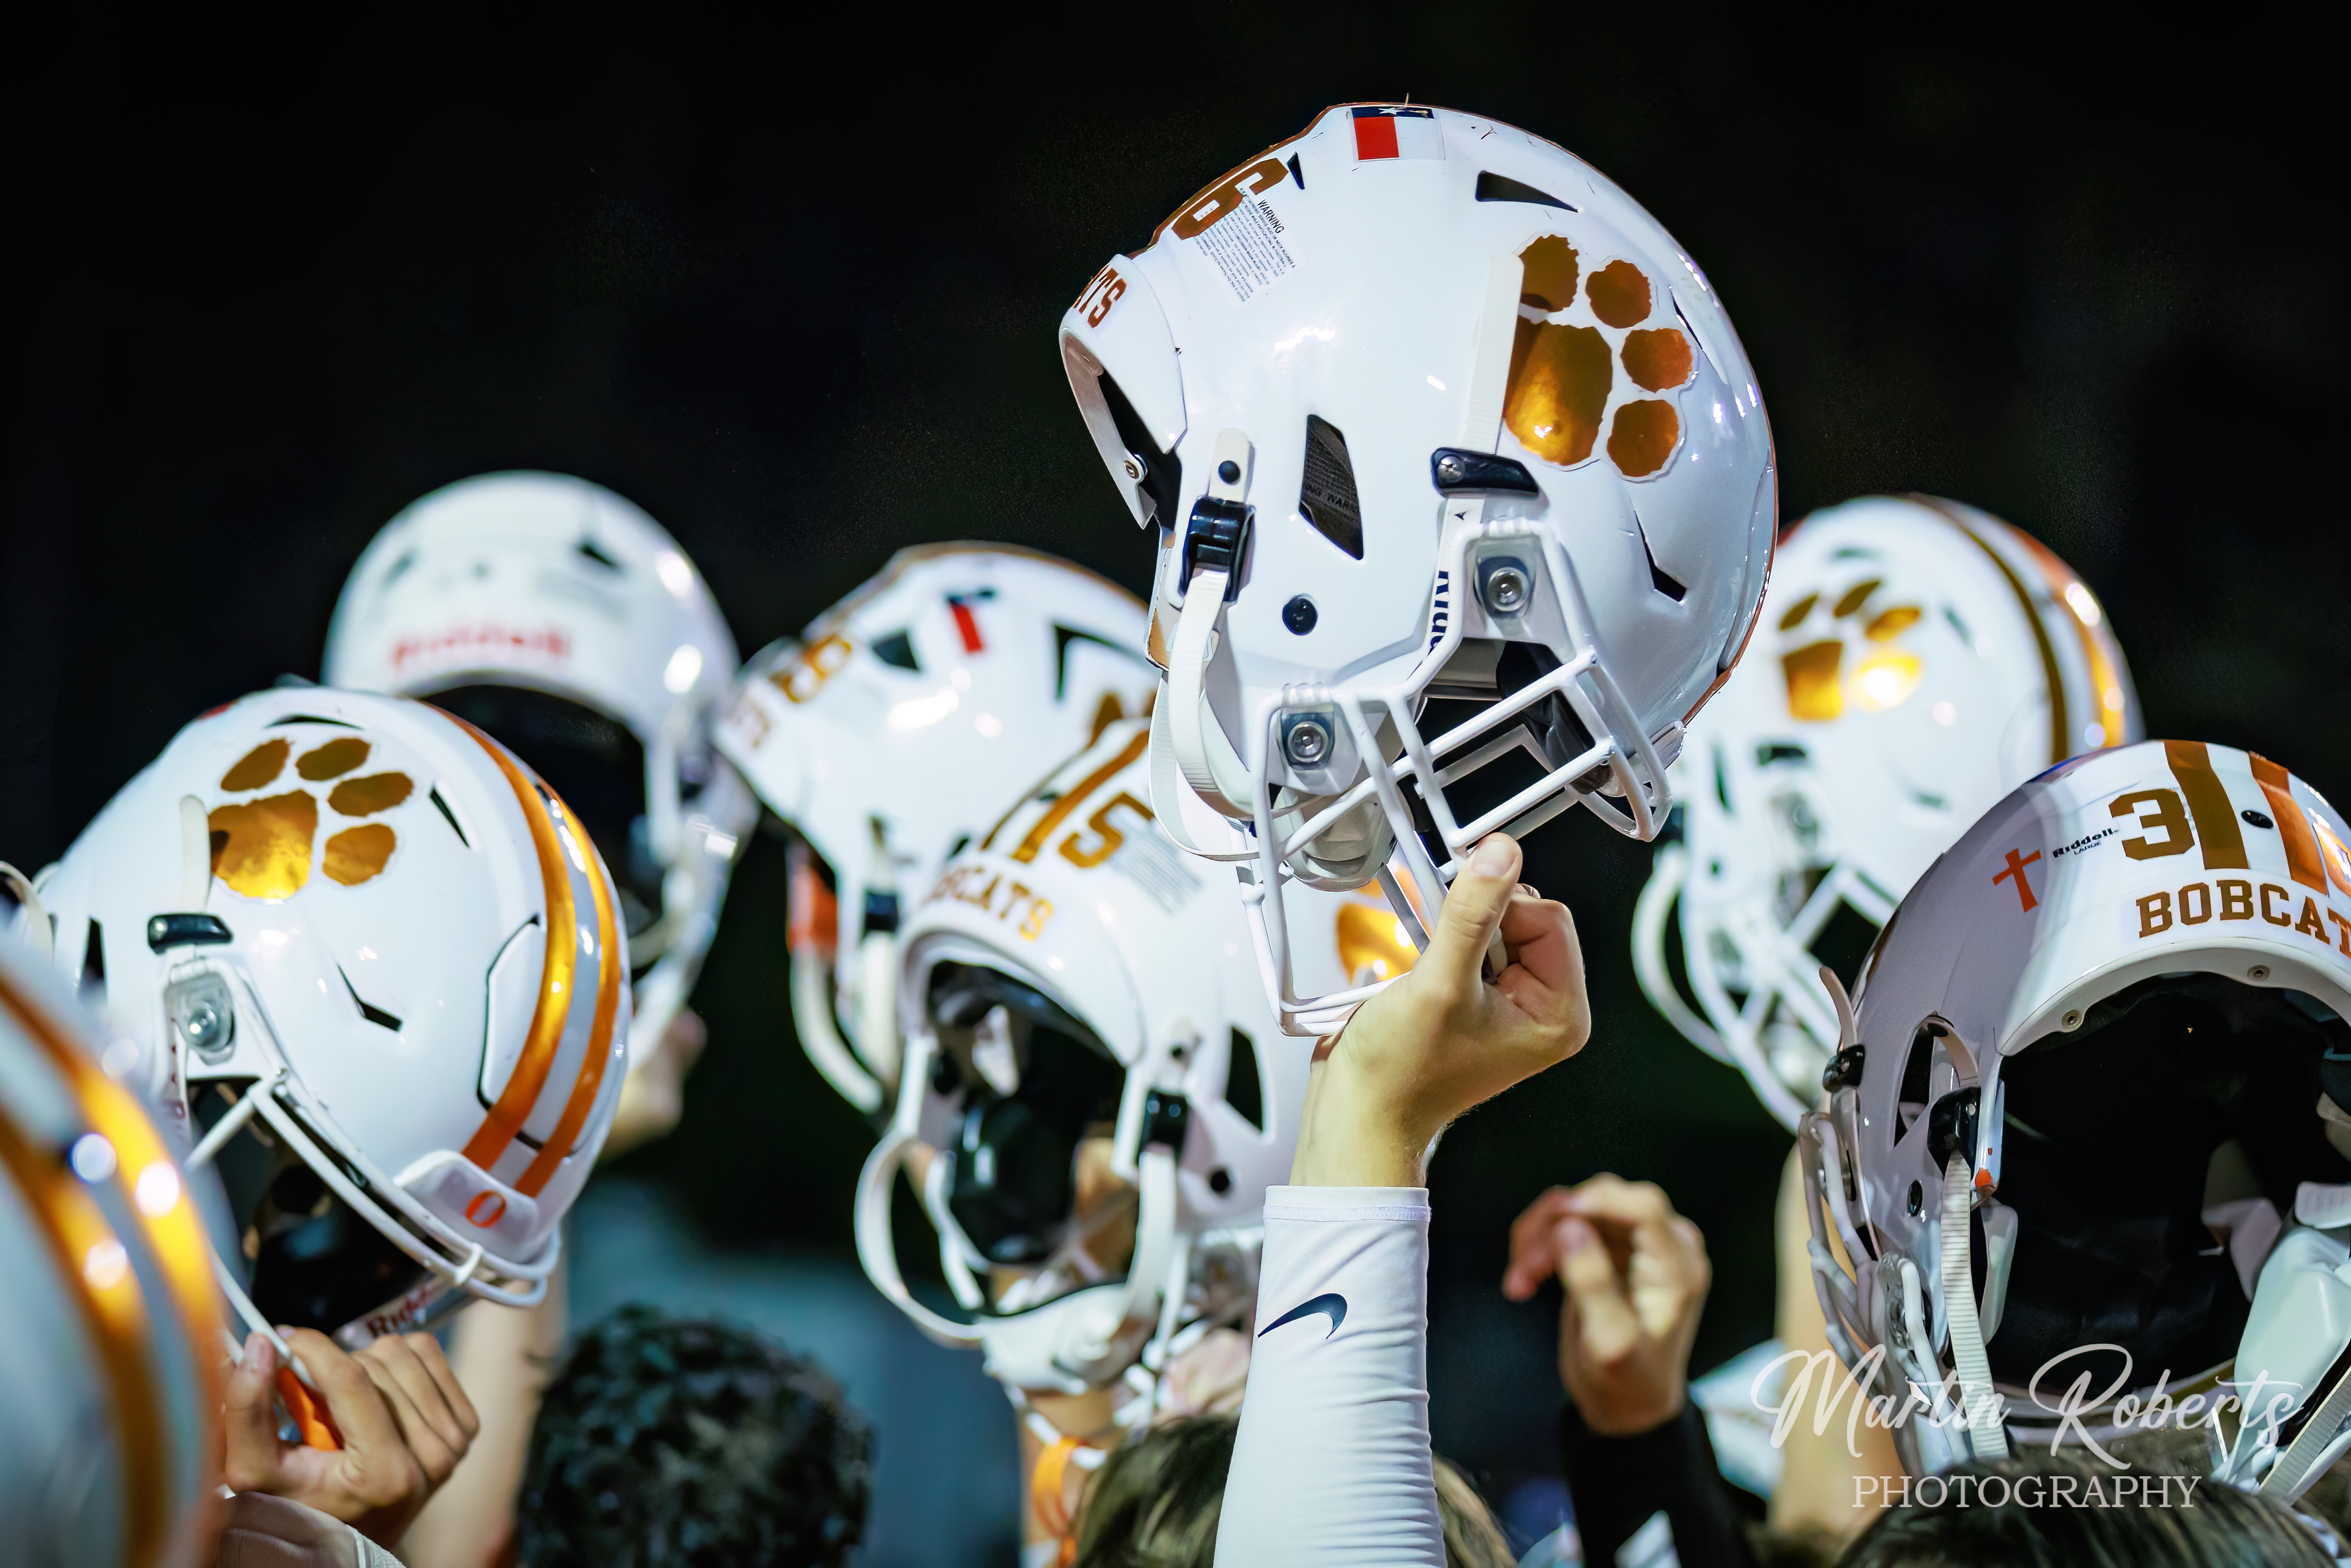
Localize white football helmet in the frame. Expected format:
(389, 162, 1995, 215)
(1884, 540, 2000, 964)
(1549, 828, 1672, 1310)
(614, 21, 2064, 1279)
(1633, 496, 2140, 1128)
(323, 471, 752, 1057)
(31, 688, 631, 1348)
(716, 544, 1156, 1114)
(1059, 102, 1775, 1030)
(0, 933, 224, 1568)
(853, 718, 1393, 1417)
(1801, 739, 2351, 1499)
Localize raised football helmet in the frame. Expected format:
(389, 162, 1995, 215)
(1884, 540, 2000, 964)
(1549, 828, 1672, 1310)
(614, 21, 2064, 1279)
(1801, 739, 2351, 1498)
(1633, 496, 2139, 1128)
(32, 688, 630, 1348)
(324, 471, 752, 1058)
(716, 544, 1156, 1114)
(854, 718, 1387, 1419)
(0, 932, 224, 1567)
(1059, 102, 1775, 1030)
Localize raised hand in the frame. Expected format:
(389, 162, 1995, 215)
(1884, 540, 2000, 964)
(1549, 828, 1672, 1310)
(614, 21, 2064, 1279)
(1502, 1176, 1711, 1435)
(1292, 833, 1590, 1188)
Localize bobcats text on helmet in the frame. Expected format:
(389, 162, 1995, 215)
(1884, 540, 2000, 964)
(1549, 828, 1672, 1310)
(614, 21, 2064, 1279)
(0, 933, 224, 1567)
(853, 718, 1389, 1419)
(323, 472, 753, 1060)
(1633, 496, 2139, 1129)
(716, 544, 1155, 1115)
(33, 688, 631, 1348)
(1800, 739, 2351, 1501)
(1057, 103, 1774, 1031)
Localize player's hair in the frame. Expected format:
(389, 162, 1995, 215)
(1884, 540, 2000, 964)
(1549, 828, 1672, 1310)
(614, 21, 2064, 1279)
(1071, 1414, 1512, 1568)
(1841, 1452, 2334, 1568)
(516, 1304, 873, 1568)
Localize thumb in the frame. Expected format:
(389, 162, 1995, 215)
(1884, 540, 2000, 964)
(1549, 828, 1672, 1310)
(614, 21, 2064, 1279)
(221, 1331, 286, 1489)
(1424, 834, 1522, 982)
(1558, 1217, 1641, 1363)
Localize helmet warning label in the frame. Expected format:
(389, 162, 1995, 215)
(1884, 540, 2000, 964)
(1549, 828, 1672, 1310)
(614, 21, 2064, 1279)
(1190, 192, 1298, 305)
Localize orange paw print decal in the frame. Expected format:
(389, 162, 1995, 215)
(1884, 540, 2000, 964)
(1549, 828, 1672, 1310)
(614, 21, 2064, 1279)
(1502, 237, 1696, 479)
(209, 735, 415, 900)
(1773, 578, 1926, 722)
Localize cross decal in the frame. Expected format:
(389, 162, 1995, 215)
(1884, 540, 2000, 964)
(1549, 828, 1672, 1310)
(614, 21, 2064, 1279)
(1994, 847, 2042, 912)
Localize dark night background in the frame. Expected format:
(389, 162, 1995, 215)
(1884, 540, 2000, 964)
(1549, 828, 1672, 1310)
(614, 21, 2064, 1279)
(3, 12, 2340, 1533)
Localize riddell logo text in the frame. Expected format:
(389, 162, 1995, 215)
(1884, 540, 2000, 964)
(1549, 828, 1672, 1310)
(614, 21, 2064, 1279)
(2136, 878, 2350, 953)
(390, 625, 571, 669)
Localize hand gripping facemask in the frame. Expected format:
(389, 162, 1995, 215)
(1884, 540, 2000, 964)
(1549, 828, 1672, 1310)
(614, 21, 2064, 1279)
(1632, 496, 2139, 1129)
(1801, 739, 2351, 1500)
(30, 689, 631, 1349)
(324, 471, 752, 1060)
(715, 544, 1156, 1115)
(853, 718, 1382, 1422)
(1059, 103, 1776, 1033)
(0, 932, 224, 1568)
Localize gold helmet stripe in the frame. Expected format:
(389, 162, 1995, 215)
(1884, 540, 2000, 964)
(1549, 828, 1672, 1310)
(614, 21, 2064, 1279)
(2165, 739, 2251, 872)
(2251, 754, 2328, 893)
(514, 779, 622, 1199)
(448, 716, 580, 1173)
(1912, 497, 2069, 766)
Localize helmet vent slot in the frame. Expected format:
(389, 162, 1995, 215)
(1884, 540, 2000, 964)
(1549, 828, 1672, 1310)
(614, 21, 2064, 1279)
(338, 966, 402, 1032)
(575, 539, 621, 571)
(1636, 513, 1687, 602)
(872, 631, 920, 672)
(1298, 415, 1365, 560)
(79, 918, 106, 1005)
(1474, 171, 1577, 211)
(1225, 1028, 1264, 1131)
(427, 786, 471, 848)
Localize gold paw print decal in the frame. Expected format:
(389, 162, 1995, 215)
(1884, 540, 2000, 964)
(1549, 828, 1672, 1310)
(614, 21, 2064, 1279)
(1502, 237, 1696, 479)
(1773, 579, 1925, 722)
(210, 735, 415, 899)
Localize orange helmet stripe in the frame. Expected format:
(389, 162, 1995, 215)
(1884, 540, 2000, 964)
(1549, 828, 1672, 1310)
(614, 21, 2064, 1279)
(0, 1084, 168, 1567)
(1, 968, 223, 1568)
(447, 716, 580, 1173)
(514, 781, 622, 1198)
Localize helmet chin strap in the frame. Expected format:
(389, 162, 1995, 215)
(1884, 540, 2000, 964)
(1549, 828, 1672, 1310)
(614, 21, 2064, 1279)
(1942, 1149, 2010, 1462)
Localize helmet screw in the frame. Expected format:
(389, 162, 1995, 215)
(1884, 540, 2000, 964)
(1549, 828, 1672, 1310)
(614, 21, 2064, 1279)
(1283, 716, 1334, 769)
(2059, 1008, 2083, 1031)
(1479, 558, 1531, 616)
(1218, 459, 1242, 484)
(183, 1000, 224, 1052)
(2248, 964, 2271, 981)
(1436, 452, 1467, 486)
(1282, 595, 1318, 635)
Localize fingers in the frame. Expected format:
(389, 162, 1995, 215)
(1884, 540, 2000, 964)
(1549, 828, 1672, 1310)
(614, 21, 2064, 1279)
(282, 1328, 402, 1460)
(221, 1331, 287, 1492)
(1558, 1216, 1642, 1363)
(1422, 834, 1523, 991)
(355, 1334, 478, 1483)
(1492, 896, 1587, 1054)
(1502, 1186, 1582, 1299)
(1562, 1177, 1708, 1289)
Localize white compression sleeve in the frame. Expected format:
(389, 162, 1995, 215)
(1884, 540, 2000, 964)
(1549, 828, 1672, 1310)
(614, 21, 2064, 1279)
(1214, 1186, 1442, 1567)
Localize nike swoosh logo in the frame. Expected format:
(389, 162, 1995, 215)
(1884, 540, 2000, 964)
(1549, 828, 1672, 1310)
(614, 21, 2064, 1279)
(1259, 1292, 1347, 1341)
